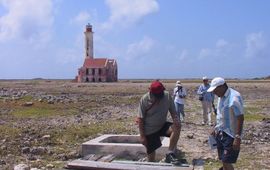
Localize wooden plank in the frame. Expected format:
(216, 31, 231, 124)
(67, 160, 193, 170)
(112, 160, 190, 167)
(83, 154, 104, 161)
(97, 154, 116, 162)
(112, 160, 173, 166)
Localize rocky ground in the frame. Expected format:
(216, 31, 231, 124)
(0, 79, 269, 170)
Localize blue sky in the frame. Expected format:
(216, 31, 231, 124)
(0, 0, 269, 79)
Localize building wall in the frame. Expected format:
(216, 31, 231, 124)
(78, 66, 117, 83)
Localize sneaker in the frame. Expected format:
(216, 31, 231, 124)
(201, 122, 206, 125)
(208, 122, 213, 126)
(165, 153, 179, 164)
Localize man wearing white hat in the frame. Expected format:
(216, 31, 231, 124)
(173, 81, 187, 122)
(208, 77, 244, 170)
(197, 76, 215, 125)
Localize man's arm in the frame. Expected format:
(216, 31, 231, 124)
(233, 114, 244, 150)
(138, 97, 147, 146)
(182, 88, 187, 98)
(137, 117, 147, 146)
(197, 85, 203, 95)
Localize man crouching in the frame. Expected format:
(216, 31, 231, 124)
(137, 80, 181, 163)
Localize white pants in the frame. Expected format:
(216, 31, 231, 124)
(201, 101, 212, 123)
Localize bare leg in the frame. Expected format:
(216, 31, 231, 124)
(147, 151, 156, 162)
(167, 125, 180, 151)
(223, 162, 234, 170)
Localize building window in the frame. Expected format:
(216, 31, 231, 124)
(99, 78, 102, 82)
(86, 68, 89, 75)
(98, 68, 102, 75)
(92, 78, 95, 82)
(92, 69, 95, 75)
(86, 77, 89, 82)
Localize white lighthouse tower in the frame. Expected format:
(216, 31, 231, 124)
(84, 23, 93, 58)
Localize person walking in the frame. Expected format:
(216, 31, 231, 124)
(137, 80, 181, 163)
(208, 77, 244, 170)
(197, 76, 215, 125)
(173, 81, 187, 122)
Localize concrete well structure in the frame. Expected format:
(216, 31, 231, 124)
(82, 134, 170, 160)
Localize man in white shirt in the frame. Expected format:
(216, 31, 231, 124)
(173, 81, 187, 122)
(208, 77, 244, 170)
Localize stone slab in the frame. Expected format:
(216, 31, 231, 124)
(67, 160, 193, 170)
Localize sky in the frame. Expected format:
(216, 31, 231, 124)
(0, 0, 269, 79)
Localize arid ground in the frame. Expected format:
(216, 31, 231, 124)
(0, 79, 269, 170)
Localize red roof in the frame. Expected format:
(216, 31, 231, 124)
(83, 58, 107, 68)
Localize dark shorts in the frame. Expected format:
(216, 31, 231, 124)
(145, 122, 172, 154)
(216, 131, 240, 163)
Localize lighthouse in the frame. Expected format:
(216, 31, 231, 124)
(85, 23, 93, 58)
(76, 24, 118, 83)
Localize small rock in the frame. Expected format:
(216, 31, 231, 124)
(14, 164, 30, 170)
(0, 159, 6, 165)
(1, 145, 7, 150)
(27, 155, 37, 161)
(22, 102, 33, 107)
(22, 147, 30, 154)
(46, 164, 54, 169)
(47, 100, 54, 104)
(30, 147, 47, 155)
(187, 133, 194, 139)
(42, 135, 50, 140)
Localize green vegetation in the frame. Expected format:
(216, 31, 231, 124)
(11, 102, 77, 118)
(50, 120, 134, 146)
(244, 113, 267, 122)
(204, 159, 222, 170)
(244, 100, 270, 121)
(0, 125, 21, 155)
(20, 95, 33, 101)
(0, 124, 21, 139)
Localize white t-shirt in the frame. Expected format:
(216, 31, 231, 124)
(173, 86, 187, 104)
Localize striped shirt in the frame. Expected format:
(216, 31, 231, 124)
(215, 88, 244, 138)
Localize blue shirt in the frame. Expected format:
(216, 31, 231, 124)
(197, 84, 214, 102)
(215, 88, 244, 138)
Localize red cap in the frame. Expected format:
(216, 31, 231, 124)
(149, 81, 165, 94)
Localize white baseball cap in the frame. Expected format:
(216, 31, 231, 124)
(202, 76, 208, 80)
(207, 77, 225, 92)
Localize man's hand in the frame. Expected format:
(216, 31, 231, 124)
(140, 136, 147, 146)
(233, 138, 241, 150)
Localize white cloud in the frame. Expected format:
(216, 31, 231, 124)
(178, 49, 189, 61)
(245, 32, 267, 58)
(216, 39, 228, 48)
(70, 11, 91, 25)
(199, 39, 230, 59)
(126, 36, 155, 60)
(198, 48, 212, 59)
(102, 0, 159, 30)
(0, 0, 53, 45)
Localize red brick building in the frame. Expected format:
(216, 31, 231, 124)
(76, 24, 118, 82)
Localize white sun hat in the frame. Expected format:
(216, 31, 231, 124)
(207, 77, 225, 92)
(176, 80, 182, 87)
